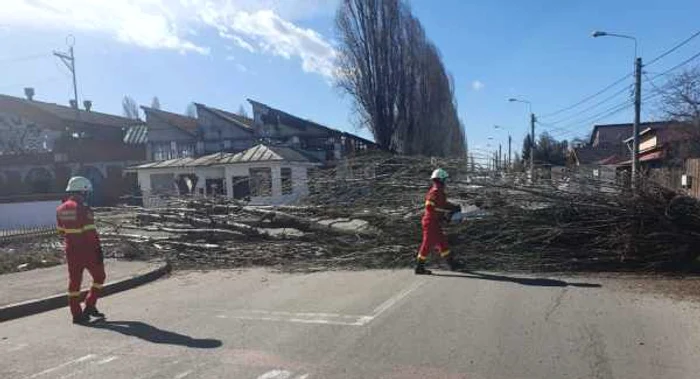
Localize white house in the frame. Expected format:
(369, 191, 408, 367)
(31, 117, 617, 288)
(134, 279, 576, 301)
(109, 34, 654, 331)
(129, 144, 321, 207)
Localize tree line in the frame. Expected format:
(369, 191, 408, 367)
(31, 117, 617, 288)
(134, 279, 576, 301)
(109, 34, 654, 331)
(335, 0, 466, 157)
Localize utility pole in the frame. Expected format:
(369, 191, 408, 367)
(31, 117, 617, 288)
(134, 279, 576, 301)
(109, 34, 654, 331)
(53, 36, 78, 111)
(632, 57, 642, 188)
(498, 143, 502, 172)
(530, 113, 536, 180)
(508, 134, 512, 172)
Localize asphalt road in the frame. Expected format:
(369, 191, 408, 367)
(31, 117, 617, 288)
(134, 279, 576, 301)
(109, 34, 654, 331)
(2, 269, 700, 379)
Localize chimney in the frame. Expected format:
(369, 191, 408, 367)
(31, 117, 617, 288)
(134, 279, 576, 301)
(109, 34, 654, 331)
(69, 99, 78, 109)
(83, 100, 92, 112)
(24, 87, 35, 101)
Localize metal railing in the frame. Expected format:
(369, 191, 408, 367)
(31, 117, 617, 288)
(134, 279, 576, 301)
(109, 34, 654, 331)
(0, 226, 57, 243)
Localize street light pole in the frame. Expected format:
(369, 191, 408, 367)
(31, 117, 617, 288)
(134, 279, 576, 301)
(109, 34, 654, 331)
(508, 99, 535, 181)
(592, 30, 641, 188)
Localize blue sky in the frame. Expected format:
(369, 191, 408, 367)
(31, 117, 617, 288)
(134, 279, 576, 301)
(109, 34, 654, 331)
(2, 0, 700, 164)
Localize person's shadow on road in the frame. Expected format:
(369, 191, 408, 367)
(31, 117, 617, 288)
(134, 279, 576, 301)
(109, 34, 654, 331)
(432, 271, 602, 288)
(86, 321, 222, 349)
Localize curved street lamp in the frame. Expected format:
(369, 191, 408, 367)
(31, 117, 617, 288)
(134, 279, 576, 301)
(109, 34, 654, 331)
(592, 30, 641, 188)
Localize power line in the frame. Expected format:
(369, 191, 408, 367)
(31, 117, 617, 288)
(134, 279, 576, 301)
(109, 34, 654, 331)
(538, 30, 700, 121)
(545, 84, 633, 125)
(548, 101, 633, 139)
(538, 73, 631, 119)
(649, 49, 700, 80)
(645, 30, 700, 67)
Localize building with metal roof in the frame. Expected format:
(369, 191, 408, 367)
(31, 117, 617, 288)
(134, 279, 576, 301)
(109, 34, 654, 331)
(129, 144, 321, 207)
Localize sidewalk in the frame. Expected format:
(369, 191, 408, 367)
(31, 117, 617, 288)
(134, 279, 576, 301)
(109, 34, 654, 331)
(0, 259, 169, 321)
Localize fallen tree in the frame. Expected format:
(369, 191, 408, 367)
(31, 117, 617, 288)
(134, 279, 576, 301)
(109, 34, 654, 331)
(96, 153, 700, 273)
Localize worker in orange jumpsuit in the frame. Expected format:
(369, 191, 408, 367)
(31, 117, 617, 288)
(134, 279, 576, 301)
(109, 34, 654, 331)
(57, 176, 106, 324)
(416, 168, 462, 275)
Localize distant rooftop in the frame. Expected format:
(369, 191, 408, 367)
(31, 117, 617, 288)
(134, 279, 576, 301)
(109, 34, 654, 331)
(131, 144, 320, 170)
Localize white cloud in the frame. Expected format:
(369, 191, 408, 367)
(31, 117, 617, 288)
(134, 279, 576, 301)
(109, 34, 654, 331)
(236, 63, 248, 72)
(220, 31, 256, 53)
(1, 0, 209, 54)
(3, 0, 338, 78)
(225, 55, 235, 61)
(199, 8, 337, 78)
(472, 80, 485, 91)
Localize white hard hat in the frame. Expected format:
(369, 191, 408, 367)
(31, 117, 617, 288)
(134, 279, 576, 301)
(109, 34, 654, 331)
(430, 168, 449, 181)
(65, 176, 93, 192)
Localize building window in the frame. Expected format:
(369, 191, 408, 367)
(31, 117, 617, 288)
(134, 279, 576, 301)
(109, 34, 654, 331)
(281, 168, 292, 195)
(205, 178, 225, 196)
(180, 143, 195, 158)
(150, 173, 175, 194)
(153, 143, 172, 161)
(249, 167, 272, 197)
(232, 176, 250, 199)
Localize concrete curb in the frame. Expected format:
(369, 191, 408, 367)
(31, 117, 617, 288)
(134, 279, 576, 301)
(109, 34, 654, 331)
(0, 261, 171, 323)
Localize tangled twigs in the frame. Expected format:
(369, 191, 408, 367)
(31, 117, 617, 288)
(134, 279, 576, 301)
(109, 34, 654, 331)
(97, 152, 700, 272)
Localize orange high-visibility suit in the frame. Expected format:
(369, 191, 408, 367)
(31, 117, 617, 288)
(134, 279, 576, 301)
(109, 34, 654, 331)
(56, 196, 105, 318)
(417, 182, 451, 262)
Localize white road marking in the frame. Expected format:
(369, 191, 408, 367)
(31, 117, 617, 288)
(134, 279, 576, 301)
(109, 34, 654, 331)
(258, 369, 293, 379)
(367, 280, 425, 322)
(219, 315, 364, 326)
(220, 279, 425, 327)
(174, 370, 193, 379)
(248, 310, 363, 319)
(26, 354, 96, 378)
(97, 356, 119, 365)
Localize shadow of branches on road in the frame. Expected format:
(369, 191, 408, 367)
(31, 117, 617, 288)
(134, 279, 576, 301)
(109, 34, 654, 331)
(432, 271, 602, 288)
(86, 320, 222, 348)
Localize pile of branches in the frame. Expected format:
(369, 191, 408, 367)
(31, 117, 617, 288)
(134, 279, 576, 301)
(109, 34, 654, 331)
(99, 152, 700, 272)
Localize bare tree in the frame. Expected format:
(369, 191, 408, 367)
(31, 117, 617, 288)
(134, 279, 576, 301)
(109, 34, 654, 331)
(122, 96, 140, 119)
(658, 66, 700, 126)
(237, 104, 249, 118)
(335, 0, 466, 157)
(336, 0, 404, 151)
(186, 103, 197, 118)
(151, 96, 161, 110)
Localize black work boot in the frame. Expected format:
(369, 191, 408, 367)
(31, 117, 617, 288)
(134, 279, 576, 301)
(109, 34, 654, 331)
(445, 254, 463, 271)
(83, 306, 105, 319)
(72, 312, 90, 325)
(415, 260, 432, 275)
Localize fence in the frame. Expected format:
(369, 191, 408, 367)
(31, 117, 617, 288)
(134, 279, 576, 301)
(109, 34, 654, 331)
(0, 226, 57, 243)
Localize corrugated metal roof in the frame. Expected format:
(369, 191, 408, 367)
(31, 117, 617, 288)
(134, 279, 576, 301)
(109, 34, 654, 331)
(219, 144, 316, 164)
(142, 106, 199, 135)
(123, 124, 148, 144)
(131, 144, 319, 170)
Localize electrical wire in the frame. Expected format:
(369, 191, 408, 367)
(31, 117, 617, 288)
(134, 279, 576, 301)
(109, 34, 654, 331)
(649, 50, 700, 80)
(545, 84, 633, 125)
(538, 73, 631, 119)
(645, 30, 700, 67)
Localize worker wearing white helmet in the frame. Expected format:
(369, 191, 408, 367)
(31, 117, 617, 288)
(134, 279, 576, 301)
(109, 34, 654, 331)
(57, 176, 106, 324)
(415, 168, 462, 275)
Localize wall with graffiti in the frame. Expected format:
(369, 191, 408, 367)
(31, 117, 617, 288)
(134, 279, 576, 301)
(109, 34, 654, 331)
(0, 112, 61, 153)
